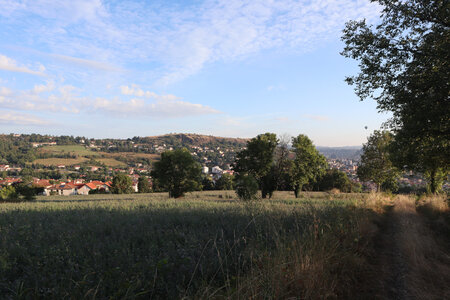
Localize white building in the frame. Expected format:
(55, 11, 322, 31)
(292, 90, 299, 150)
(202, 166, 209, 174)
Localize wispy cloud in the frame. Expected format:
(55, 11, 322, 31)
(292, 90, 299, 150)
(120, 84, 179, 101)
(304, 114, 330, 122)
(0, 54, 46, 76)
(0, 83, 220, 118)
(50, 54, 122, 72)
(0, 0, 380, 85)
(0, 110, 51, 126)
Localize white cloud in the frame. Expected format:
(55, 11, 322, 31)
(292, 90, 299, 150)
(0, 110, 51, 126)
(0, 54, 46, 76)
(0, 0, 380, 85)
(32, 81, 55, 94)
(50, 54, 121, 72)
(120, 84, 180, 101)
(0, 83, 219, 118)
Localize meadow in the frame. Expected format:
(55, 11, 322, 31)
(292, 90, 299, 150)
(0, 191, 387, 299)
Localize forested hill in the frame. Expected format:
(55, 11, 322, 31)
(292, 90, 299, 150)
(316, 146, 362, 160)
(133, 134, 248, 149)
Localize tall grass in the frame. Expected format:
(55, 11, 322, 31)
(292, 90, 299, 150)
(0, 191, 380, 298)
(393, 195, 450, 299)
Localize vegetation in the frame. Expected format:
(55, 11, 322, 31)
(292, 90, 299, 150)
(137, 176, 152, 193)
(234, 133, 278, 198)
(152, 148, 202, 198)
(291, 134, 328, 197)
(357, 130, 399, 192)
(341, 0, 449, 193)
(111, 173, 133, 194)
(0, 191, 384, 299)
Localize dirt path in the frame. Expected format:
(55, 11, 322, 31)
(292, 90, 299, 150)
(373, 196, 450, 300)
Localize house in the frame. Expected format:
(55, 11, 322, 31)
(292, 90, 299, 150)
(45, 183, 78, 196)
(0, 165, 10, 172)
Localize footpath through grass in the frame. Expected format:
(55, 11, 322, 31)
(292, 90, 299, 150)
(0, 191, 382, 299)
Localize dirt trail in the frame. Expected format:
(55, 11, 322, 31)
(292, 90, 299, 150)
(373, 196, 450, 300)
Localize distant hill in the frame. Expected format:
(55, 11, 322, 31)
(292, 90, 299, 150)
(136, 133, 248, 148)
(316, 146, 362, 160)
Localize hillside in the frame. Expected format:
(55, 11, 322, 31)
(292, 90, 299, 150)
(136, 133, 248, 148)
(317, 146, 362, 160)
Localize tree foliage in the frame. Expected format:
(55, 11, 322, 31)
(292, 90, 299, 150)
(291, 135, 328, 197)
(234, 174, 259, 201)
(234, 133, 278, 198)
(138, 176, 152, 193)
(357, 131, 399, 192)
(341, 0, 449, 193)
(111, 173, 133, 194)
(215, 173, 234, 190)
(151, 148, 202, 198)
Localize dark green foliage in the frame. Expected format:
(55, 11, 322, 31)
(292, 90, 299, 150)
(137, 176, 152, 193)
(235, 174, 259, 201)
(0, 135, 36, 166)
(357, 131, 399, 192)
(111, 173, 133, 194)
(341, 0, 449, 193)
(291, 135, 328, 197)
(0, 186, 17, 201)
(318, 169, 354, 193)
(88, 188, 110, 195)
(201, 176, 215, 191)
(151, 148, 202, 198)
(215, 173, 234, 190)
(234, 133, 278, 198)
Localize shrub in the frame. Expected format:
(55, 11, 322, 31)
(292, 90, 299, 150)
(235, 174, 259, 201)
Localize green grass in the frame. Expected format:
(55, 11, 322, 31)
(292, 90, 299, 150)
(40, 145, 98, 156)
(0, 191, 380, 299)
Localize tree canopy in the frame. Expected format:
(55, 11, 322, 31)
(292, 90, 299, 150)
(151, 148, 202, 198)
(291, 134, 328, 197)
(357, 131, 399, 192)
(111, 173, 133, 194)
(341, 0, 449, 193)
(233, 133, 278, 198)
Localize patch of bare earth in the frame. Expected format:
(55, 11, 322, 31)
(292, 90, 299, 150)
(372, 195, 450, 299)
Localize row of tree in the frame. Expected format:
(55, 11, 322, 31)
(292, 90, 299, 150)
(146, 133, 360, 200)
(341, 0, 449, 194)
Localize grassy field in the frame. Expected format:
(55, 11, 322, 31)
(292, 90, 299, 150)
(40, 145, 98, 156)
(33, 157, 88, 166)
(0, 191, 386, 299)
(95, 158, 128, 167)
(35, 145, 159, 167)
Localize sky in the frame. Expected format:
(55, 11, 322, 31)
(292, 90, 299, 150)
(0, 0, 390, 146)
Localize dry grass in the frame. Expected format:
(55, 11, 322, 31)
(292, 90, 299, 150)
(33, 157, 88, 166)
(394, 195, 450, 299)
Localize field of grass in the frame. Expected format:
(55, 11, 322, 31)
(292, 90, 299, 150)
(95, 158, 128, 167)
(33, 157, 88, 166)
(40, 145, 98, 156)
(0, 191, 383, 298)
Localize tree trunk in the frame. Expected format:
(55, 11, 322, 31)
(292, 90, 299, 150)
(429, 169, 437, 194)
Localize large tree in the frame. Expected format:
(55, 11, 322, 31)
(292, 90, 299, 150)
(233, 133, 278, 198)
(111, 173, 133, 194)
(291, 134, 328, 197)
(357, 130, 399, 192)
(341, 0, 449, 193)
(151, 148, 202, 198)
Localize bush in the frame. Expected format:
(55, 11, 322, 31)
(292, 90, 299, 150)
(0, 185, 18, 202)
(235, 174, 259, 201)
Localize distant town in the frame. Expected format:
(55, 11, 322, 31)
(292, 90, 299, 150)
(0, 133, 440, 196)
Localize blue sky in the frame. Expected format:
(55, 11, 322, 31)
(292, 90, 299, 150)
(0, 0, 389, 146)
